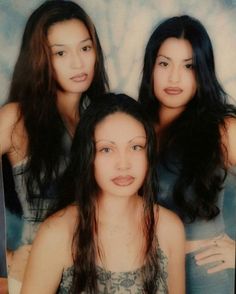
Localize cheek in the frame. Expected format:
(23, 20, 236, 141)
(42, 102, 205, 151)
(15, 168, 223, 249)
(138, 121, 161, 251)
(135, 155, 148, 176)
(87, 53, 96, 70)
(153, 69, 165, 96)
(185, 74, 197, 95)
(183, 71, 196, 85)
(52, 62, 66, 80)
(94, 156, 111, 179)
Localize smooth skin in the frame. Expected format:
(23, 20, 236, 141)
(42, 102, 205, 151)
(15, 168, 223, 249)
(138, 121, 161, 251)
(21, 112, 185, 294)
(154, 37, 236, 273)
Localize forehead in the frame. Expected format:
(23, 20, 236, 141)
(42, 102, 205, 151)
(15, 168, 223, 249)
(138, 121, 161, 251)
(94, 112, 146, 140)
(158, 37, 193, 59)
(47, 19, 90, 44)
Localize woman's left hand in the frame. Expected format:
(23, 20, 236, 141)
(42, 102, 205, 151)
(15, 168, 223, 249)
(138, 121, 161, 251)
(195, 234, 235, 273)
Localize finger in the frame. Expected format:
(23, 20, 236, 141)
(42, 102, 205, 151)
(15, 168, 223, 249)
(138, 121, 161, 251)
(195, 247, 221, 260)
(207, 262, 227, 274)
(196, 254, 224, 266)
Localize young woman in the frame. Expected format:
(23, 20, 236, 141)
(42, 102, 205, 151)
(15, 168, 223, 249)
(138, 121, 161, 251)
(21, 93, 185, 294)
(139, 15, 236, 293)
(0, 0, 108, 284)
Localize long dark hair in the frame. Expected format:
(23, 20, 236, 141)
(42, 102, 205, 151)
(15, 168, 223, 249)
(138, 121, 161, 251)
(139, 15, 236, 222)
(6, 0, 109, 218)
(62, 93, 161, 293)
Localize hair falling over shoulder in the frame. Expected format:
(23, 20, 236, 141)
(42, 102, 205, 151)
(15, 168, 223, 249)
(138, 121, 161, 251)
(139, 15, 236, 222)
(6, 0, 109, 219)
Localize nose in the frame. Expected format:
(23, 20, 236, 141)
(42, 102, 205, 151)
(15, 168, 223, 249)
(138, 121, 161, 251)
(116, 151, 131, 171)
(71, 51, 83, 68)
(169, 65, 180, 83)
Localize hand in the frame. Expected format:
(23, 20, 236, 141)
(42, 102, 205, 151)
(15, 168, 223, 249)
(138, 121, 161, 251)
(195, 234, 235, 274)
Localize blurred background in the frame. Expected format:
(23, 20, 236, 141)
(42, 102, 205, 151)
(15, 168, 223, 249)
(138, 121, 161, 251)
(0, 0, 235, 105)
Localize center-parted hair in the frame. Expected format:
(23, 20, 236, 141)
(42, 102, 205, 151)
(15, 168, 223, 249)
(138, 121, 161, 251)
(61, 93, 162, 293)
(139, 15, 236, 221)
(6, 0, 109, 218)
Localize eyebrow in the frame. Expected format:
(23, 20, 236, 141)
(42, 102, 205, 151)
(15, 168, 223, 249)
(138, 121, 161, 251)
(95, 136, 147, 144)
(157, 54, 193, 62)
(50, 37, 92, 48)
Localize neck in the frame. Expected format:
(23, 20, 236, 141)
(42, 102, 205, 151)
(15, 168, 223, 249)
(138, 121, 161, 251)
(97, 193, 141, 225)
(57, 91, 81, 137)
(157, 105, 185, 133)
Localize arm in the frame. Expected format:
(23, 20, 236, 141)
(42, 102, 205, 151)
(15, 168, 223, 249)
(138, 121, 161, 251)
(194, 118, 236, 273)
(0, 103, 19, 156)
(168, 217, 185, 294)
(221, 117, 236, 166)
(20, 213, 70, 294)
(157, 207, 186, 294)
(158, 207, 185, 294)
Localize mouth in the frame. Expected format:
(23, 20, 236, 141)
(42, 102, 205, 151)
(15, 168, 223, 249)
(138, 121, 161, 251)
(164, 87, 183, 95)
(70, 73, 87, 82)
(111, 176, 135, 187)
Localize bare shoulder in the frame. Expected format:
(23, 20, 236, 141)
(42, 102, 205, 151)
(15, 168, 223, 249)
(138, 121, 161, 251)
(37, 205, 78, 244)
(0, 102, 21, 128)
(156, 205, 184, 231)
(155, 205, 185, 253)
(0, 102, 23, 155)
(221, 117, 236, 165)
(32, 205, 78, 267)
(21, 205, 78, 293)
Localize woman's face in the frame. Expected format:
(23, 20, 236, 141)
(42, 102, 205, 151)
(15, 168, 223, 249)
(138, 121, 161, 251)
(48, 19, 96, 96)
(94, 112, 148, 199)
(153, 37, 197, 113)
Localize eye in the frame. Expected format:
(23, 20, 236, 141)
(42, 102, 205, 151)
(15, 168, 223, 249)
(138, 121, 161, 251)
(54, 50, 66, 57)
(132, 145, 144, 151)
(185, 63, 194, 69)
(99, 147, 112, 153)
(81, 45, 92, 52)
(159, 61, 168, 67)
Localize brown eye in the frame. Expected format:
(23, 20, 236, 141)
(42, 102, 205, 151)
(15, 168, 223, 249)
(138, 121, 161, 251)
(55, 51, 66, 56)
(159, 61, 168, 67)
(132, 145, 144, 151)
(185, 63, 194, 69)
(100, 147, 112, 153)
(81, 45, 92, 52)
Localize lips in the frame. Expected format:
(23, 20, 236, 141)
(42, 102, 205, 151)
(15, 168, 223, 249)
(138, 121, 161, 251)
(111, 176, 135, 186)
(70, 73, 87, 82)
(164, 87, 183, 95)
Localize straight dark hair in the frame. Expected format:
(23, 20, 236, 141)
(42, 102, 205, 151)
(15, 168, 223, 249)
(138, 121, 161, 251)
(61, 93, 163, 293)
(6, 0, 109, 219)
(139, 15, 236, 221)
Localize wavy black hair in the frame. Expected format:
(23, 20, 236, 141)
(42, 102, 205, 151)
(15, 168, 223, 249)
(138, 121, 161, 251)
(61, 93, 162, 293)
(6, 0, 109, 220)
(139, 15, 236, 222)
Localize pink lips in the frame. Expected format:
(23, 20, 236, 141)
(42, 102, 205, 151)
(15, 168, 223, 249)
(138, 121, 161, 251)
(70, 73, 87, 82)
(111, 176, 135, 187)
(164, 87, 183, 95)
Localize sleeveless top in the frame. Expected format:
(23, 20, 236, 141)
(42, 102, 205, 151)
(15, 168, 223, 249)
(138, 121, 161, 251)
(157, 162, 236, 240)
(9, 130, 72, 246)
(57, 247, 168, 293)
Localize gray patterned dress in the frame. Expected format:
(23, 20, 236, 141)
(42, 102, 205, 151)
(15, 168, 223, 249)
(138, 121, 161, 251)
(57, 247, 168, 293)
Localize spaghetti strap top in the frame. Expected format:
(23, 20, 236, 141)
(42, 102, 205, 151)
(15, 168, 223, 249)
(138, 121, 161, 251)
(58, 247, 168, 293)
